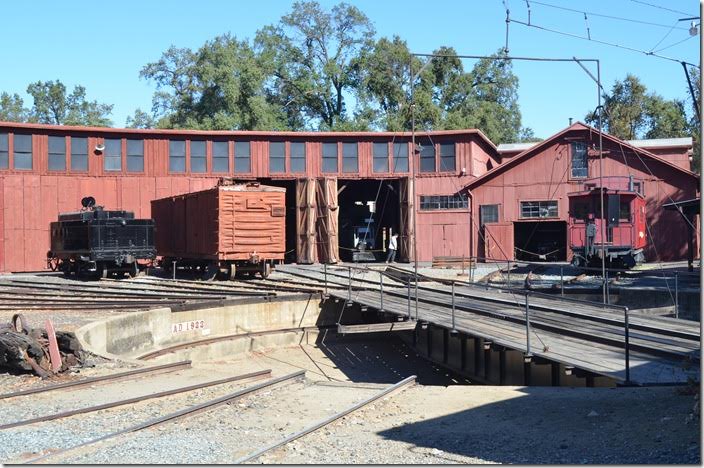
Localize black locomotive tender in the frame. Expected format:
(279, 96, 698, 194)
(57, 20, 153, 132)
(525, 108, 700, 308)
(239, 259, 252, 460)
(47, 197, 156, 278)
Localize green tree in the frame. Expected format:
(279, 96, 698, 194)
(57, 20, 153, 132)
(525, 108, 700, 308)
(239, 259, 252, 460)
(586, 74, 690, 142)
(0, 92, 29, 122)
(518, 127, 542, 142)
(685, 66, 700, 172)
(125, 108, 156, 129)
(26, 80, 113, 126)
(255, 1, 375, 130)
(141, 36, 287, 130)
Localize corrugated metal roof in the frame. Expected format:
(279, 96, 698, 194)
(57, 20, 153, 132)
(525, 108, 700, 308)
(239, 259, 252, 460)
(625, 137, 693, 148)
(498, 136, 692, 153)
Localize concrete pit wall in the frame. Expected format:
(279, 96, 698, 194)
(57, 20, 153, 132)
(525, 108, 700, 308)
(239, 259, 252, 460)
(77, 293, 338, 362)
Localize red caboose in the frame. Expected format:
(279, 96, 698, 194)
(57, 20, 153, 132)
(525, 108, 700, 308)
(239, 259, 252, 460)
(568, 177, 647, 268)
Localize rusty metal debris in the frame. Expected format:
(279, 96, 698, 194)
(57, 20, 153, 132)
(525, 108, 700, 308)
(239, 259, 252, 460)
(0, 315, 83, 377)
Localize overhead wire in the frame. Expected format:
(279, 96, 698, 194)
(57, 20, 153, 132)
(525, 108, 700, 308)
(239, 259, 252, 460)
(508, 18, 700, 68)
(649, 20, 681, 51)
(653, 34, 698, 53)
(528, 0, 691, 30)
(629, 0, 697, 17)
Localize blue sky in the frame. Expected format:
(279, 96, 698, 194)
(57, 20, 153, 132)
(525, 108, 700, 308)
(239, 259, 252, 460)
(0, 0, 699, 140)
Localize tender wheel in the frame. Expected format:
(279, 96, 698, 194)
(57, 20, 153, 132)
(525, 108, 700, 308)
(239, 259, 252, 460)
(227, 264, 237, 281)
(570, 256, 583, 268)
(202, 262, 218, 281)
(99, 263, 109, 279)
(128, 262, 139, 278)
(259, 262, 271, 279)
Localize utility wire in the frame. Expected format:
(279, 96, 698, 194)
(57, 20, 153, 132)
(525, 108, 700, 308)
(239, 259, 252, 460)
(629, 0, 697, 17)
(653, 34, 698, 53)
(529, 0, 690, 30)
(509, 18, 700, 68)
(649, 20, 680, 51)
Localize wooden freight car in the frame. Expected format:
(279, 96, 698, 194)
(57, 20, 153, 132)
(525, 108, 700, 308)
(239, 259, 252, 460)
(151, 181, 285, 280)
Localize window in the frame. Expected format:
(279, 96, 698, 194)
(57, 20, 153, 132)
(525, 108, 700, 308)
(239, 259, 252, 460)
(14, 134, 32, 170)
(373, 142, 388, 173)
(619, 201, 631, 221)
(480, 204, 499, 224)
(633, 181, 642, 195)
(213, 141, 229, 173)
(322, 142, 338, 173)
(235, 141, 250, 173)
(0, 133, 8, 169)
(190, 140, 206, 173)
(71, 137, 88, 171)
(270, 142, 285, 173)
(419, 194, 468, 211)
(393, 142, 408, 172)
(571, 142, 588, 178)
(342, 142, 358, 172)
(104, 138, 121, 171)
(419, 140, 435, 172)
(127, 139, 144, 172)
(290, 142, 306, 173)
(439, 143, 455, 172)
(48, 136, 66, 171)
(169, 140, 185, 172)
(572, 201, 589, 221)
(520, 200, 558, 219)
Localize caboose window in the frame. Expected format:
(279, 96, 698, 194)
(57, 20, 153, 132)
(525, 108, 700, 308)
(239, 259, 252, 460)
(342, 143, 358, 173)
(190, 140, 206, 173)
(0, 133, 8, 169)
(234, 141, 250, 173)
(571, 142, 588, 178)
(290, 142, 306, 173)
(70, 137, 88, 171)
(48, 136, 66, 171)
(619, 201, 631, 221)
(169, 140, 186, 173)
(127, 139, 144, 173)
(104, 138, 121, 171)
(520, 200, 558, 219)
(322, 142, 337, 173)
(269, 142, 285, 173)
(13, 134, 32, 170)
(439, 143, 456, 172)
(213, 141, 229, 173)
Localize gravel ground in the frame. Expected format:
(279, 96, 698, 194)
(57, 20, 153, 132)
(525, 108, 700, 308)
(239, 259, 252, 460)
(0, 338, 698, 465)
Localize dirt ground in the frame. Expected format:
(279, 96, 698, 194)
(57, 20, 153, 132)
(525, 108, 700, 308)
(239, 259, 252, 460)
(1, 336, 698, 464)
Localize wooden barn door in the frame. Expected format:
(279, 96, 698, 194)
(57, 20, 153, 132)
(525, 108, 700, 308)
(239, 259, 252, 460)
(398, 177, 414, 262)
(316, 178, 339, 264)
(484, 222, 514, 262)
(296, 179, 317, 264)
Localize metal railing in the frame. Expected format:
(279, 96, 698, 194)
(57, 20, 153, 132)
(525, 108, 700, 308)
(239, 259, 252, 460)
(321, 262, 634, 385)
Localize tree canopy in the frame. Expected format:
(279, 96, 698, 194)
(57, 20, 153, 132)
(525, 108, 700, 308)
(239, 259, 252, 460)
(0, 80, 113, 127)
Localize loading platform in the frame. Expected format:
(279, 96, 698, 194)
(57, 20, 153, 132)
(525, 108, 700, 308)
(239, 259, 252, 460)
(275, 264, 700, 386)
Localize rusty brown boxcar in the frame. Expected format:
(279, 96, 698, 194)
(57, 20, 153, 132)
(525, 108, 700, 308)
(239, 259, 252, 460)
(151, 180, 285, 279)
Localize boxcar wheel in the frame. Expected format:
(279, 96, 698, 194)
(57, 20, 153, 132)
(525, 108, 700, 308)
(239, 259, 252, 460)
(202, 262, 218, 281)
(128, 262, 139, 278)
(227, 264, 237, 281)
(99, 263, 109, 279)
(259, 262, 271, 279)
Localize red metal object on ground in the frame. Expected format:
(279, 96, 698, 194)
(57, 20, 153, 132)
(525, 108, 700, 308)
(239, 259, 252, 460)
(151, 181, 285, 278)
(44, 319, 61, 373)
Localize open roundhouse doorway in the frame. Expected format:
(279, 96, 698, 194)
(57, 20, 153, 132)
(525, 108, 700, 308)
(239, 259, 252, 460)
(513, 221, 567, 262)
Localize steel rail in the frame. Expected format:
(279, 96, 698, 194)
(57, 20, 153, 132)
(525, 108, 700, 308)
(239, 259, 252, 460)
(1, 278, 270, 298)
(0, 369, 272, 430)
(25, 370, 306, 464)
(234, 375, 416, 464)
(348, 288, 698, 361)
(0, 361, 192, 400)
(137, 326, 335, 360)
